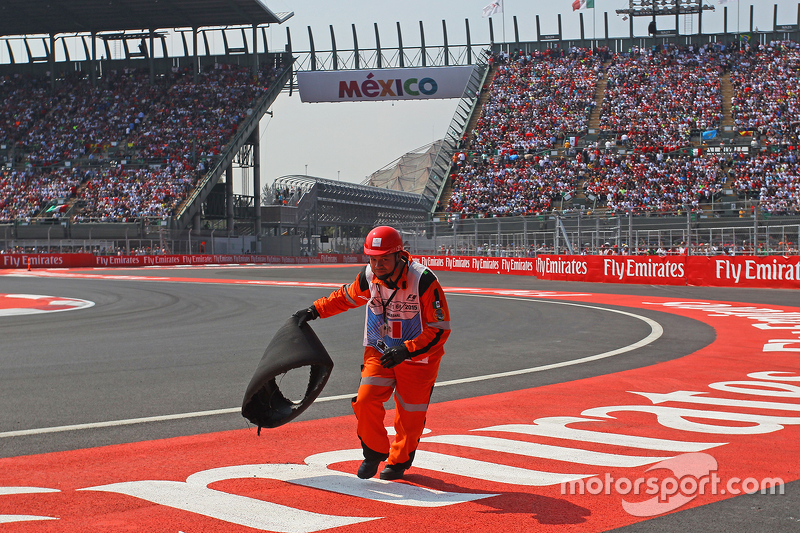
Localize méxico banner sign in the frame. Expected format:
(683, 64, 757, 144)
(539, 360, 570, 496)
(297, 66, 475, 103)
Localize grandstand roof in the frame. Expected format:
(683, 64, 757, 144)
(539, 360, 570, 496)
(0, 0, 293, 38)
(366, 140, 446, 196)
(275, 175, 429, 209)
(272, 175, 430, 226)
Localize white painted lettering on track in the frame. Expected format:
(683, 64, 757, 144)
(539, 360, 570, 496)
(0, 487, 60, 523)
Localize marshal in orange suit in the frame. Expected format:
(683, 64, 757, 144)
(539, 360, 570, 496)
(293, 226, 451, 480)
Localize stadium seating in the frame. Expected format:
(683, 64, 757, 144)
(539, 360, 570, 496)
(447, 41, 799, 218)
(448, 47, 601, 217)
(729, 41, 800, 215)
(598, 43, 723, 150)
(0, 61, 284, 223)
(1, 40, 799, 222)
(583, 152, 724, 214)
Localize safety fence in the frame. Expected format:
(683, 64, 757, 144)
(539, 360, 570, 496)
(397, 214, 800, 257)
(0, 228, 289, 256)
(5, 212, 800, 258)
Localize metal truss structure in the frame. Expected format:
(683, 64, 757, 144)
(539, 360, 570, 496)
(615, 0, 716, 18)
(290, 19, 490, 72)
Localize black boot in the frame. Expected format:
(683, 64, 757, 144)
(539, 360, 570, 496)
(379, 463, 406, 480)
(357, 459, 382, 479)
(379, 450, 415, 480)
(357, 440, 388, 479)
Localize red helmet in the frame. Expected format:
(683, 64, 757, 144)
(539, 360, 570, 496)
(364, 226, 403, 256)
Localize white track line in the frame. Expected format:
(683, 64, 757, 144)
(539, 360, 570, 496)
(0, 295, 663, 439)
(428, 294, 663, 386)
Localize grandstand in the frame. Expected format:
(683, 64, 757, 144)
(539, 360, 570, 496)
(0, 0, 297, 253)
(444, 41, 800, 221)
(1, 2, 800, 256)
(259, 175, 430, 255)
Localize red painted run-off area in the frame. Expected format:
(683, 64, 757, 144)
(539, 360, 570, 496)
(0, 283, 799, 532)
(3, 252, 800, 289)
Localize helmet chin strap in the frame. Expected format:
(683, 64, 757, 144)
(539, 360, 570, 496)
(376, 253, 406, 289)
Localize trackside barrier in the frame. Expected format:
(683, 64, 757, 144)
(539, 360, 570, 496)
(415, 254, 800, 290)
(0, 253, 368, 269)
(3, 252, 798, 289)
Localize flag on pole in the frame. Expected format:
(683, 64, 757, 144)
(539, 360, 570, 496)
(572, 0, 594, 11)
(482, 0, 503, 18)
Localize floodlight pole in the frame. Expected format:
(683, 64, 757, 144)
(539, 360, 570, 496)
(91, 32, 97, 86)
(49, 35, 55, 90)
(226, 166, 234, 237)
(193, 28, 199, 83)
(252, 130, 261, 253)
(149, 30, 155, 84)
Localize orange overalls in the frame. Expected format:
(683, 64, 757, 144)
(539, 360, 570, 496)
(313, 253, 451, 467)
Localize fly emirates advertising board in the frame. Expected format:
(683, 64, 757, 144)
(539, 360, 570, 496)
(415, 254, 800, 290)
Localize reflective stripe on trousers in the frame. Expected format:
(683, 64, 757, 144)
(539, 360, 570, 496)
(352, 348, 442, 465)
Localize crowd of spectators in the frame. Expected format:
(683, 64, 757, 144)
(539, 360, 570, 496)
(448, 47, 602, 216)
(0, 244, 172, 255)
(74, 163, 195, 222)
(728, 41, 800, 214)
(422, 238, 798, 257)
(0, 168, 82, 222)
(17, 69, 159, 164)
(472, 47, 602, 154)
(0, 60, 285, 222)
(2, 41, 800, 223)
(731, 148, 800, 215)
(448, 154, 586, 216)
(598, 43, 724, 150)
(271, 186, 302, 206)
(729, 41, 800, 145)
(583, 151, 725, 213)
(447, 42, 800, 218)
(0, 75, 54, 151)
(132, 63, 276, 164)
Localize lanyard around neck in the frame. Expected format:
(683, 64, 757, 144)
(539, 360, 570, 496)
(379, 285, 399, 329)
